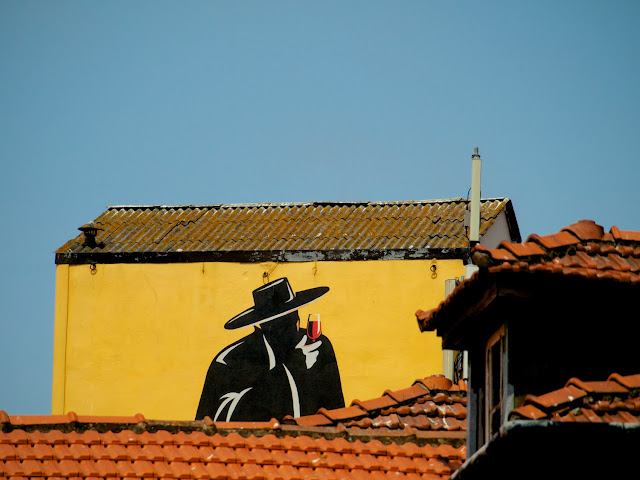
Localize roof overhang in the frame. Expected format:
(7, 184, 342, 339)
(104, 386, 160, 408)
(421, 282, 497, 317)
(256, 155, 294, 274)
(451, 420, 640, 479)
(419, 268, 640, 350)
(55, 247, 471, 265)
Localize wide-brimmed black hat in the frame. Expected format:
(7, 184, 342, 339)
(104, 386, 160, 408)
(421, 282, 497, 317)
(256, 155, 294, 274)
(224, 277, 329, 330)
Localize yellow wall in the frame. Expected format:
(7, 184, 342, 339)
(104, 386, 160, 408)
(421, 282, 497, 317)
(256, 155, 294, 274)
(52, 258, 464, 419)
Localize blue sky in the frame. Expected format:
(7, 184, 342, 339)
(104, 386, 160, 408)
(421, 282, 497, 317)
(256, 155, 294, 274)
(1, 1, 639, 415)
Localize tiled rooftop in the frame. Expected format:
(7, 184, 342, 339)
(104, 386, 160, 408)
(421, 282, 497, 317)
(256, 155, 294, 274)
(471, 219, 640, 282)
(0, 376, 467, 479)
(510, 372, 640, 424)
(55, 198, 519, 264)
(283, 375, 467, 439)
(451, 372, 640, 479)
(417, 219, 640, 333)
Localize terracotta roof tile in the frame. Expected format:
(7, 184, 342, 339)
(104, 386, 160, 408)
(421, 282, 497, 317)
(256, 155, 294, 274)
(499, 240, 546, 258)
(317, 406, 367, 422)
(284, 375, 466, 436)
(566, 378, 628, 395)
(253, 433, 286, 451)
(419, 220, 640, 334)
(416, 376, 454, 391)
(510, 372, 640, 424)
(351, 395, 398, 412)
(1, 430, 28, 444)
(522, 385, 587, 411)
(0, 444, 16, 460)
(527, 231, 580, 249)
(384, 384, 430, 403)
(509, 404, 548, 420)
(611, 225, 640, 242)
(282, 413, 333, 427)
(0, 377, 467, 480)
(609, 372, 640, 390)
(40, 430, 67, 445)
(561, 219, 605, 241)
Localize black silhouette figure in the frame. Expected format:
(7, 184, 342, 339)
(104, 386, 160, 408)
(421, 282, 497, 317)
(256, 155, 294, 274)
(195, 277, 344, 421)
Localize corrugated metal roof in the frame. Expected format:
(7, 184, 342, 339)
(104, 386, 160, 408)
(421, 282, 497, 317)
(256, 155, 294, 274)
(56, 198, 519, 264)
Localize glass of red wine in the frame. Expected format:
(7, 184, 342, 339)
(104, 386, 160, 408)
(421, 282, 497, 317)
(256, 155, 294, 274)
(306, 314, 321, 343)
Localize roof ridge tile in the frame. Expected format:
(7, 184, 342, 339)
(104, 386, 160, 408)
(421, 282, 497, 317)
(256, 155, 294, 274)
(508, 372, 640, 424)
(608, 372, 640, 390)
(499, 240, 546, 258)
(416, 375, 453, 391)
(523, 384, 587, 412)
(281, 413, 333, 427)
(561, 219, 605, 241)
(611, 225, 640, 242)
(526, 231, 581, 249)
(383, 383, 430, 404)
(350, 394, 398, 412)
(566, 377, 629, 395)
(317, 405, 367, 422)
(452, 219, 640, 292)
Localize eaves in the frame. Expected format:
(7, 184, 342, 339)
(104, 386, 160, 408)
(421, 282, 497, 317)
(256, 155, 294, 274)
(55, 247, 471, 265)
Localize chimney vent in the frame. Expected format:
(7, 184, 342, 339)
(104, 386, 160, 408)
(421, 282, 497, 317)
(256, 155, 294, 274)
(78, 221, 103, 248)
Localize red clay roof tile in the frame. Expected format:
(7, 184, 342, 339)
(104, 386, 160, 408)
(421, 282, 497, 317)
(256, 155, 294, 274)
(509, 372, 640, 424)
(136, 430, 169, 445)
(188, 462, 211, 479)
(509, 404, 548, 420)
(0, 376, 467, 480)
(283, 375, 466, 437)
(566, 378, 628, 395)
(610, 226, 640, 242)
(525, 385, 587, 411)
(609, 372, 640, 389)
(1, 429, 28, 444)
(41, 430, 67, 445)
(478, 244, 518, 262)
(282, 413, 333, 426)
(254, 433, 286, 451)
(384, 384, 429, 403)
(419, 220, 640, 334)
(500, 241, 546, 258)
(527, 231, 580, 249)
(211, 445, 238, 463)
(0, 444, 16, 460)
(317, 405, 367, 422)
(417, 376, 454, 391)
(369, 414, 402, 429)
(351, 395, 398, 412)
(561, 219, 605, 241)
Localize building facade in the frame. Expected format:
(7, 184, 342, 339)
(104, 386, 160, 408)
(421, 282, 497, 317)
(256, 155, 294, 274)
(53, 198, 519, 420)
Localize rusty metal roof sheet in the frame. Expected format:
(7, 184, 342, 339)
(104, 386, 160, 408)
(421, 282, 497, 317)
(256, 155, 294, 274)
(56, 198, 519, 264)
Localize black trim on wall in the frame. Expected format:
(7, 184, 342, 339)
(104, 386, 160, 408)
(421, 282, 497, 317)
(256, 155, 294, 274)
(55, 248, 470, 265)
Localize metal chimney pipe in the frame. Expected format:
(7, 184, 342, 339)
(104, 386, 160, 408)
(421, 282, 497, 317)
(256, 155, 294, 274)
(469, 147, 482, 246)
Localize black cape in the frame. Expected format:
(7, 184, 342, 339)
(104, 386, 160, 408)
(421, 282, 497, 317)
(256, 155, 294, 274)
(195, 327, 344, 421)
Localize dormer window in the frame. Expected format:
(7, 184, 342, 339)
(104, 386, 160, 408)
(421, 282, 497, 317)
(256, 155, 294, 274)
(485, 326, 506, 442)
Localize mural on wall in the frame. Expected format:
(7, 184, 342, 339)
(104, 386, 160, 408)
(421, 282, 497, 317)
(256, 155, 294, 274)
(195, 277, 344, 421)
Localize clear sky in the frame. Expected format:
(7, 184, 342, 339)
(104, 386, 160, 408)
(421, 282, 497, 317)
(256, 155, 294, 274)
(1, 1, 639, 415)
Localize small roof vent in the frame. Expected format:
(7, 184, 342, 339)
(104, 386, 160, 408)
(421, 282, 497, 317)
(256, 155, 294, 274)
(78, 221, 103, 248)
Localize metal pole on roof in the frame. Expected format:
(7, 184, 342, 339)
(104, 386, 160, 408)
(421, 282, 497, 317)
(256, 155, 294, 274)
(442, 278, 458, 381)
(469, 147, 482, 246)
